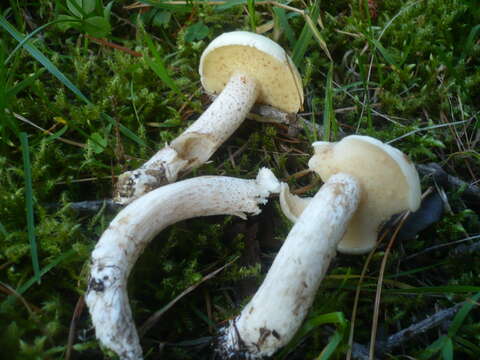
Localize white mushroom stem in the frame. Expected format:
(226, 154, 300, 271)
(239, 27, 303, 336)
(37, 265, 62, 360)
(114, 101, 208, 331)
(86, 168, 280, 360)
(217, 173, 360, 359)
(115, 73, 258, 205)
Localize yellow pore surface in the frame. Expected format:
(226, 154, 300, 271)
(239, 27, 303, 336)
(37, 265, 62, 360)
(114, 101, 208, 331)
(201, 45, 303, 113)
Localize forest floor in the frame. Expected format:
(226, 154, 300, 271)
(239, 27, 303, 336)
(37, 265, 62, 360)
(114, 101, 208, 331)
(0, 0, 479, 359)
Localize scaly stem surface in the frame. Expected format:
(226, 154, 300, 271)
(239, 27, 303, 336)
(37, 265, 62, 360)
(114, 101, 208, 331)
(115, 73, 258, 204)
(87, 169, 279, 360)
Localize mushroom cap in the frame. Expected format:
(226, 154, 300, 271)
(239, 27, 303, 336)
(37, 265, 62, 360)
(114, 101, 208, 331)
(199, 31, 303, 113)
(308, 135, 421, 254)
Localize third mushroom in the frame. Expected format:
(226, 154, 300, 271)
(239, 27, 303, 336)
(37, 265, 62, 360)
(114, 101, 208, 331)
(115, 31, 303, 204)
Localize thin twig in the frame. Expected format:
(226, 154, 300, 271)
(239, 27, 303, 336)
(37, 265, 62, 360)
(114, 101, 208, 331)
(46, 199, 121, 214)
(403, 234, 480, 261)
(382, 302, 464, 353)
(85, 35, 142, 57)
(417, 163, 480, 200)
(351, 303, 464, 359)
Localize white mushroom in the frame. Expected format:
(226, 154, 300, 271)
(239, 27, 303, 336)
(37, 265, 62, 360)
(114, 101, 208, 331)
(86, 168, 280, 360)
(217, 136, 422, 358)
(217, 173, 361, 358)
(281, 135, 422, 254)
(115, 31, 303, 205)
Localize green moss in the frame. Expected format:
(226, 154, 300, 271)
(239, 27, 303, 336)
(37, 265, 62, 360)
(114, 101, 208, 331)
(0, 0, 479, 358)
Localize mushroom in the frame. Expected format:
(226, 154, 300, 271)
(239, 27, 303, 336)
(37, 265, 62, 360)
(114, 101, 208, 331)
(217, 136, 421, 358)
(86, 168, 280, 360)
(217, 173, 361, 358)
(115, 31, 303, 205)
(282, 135, 422, 254)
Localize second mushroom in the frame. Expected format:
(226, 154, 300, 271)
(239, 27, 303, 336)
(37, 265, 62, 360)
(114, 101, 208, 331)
(217, 135, 422, 358)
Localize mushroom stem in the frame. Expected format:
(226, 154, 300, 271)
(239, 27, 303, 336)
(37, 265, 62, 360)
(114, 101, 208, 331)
(86, 168, 280, 360)
(115, 73, 258, 204)
(217, 173, 360, 359)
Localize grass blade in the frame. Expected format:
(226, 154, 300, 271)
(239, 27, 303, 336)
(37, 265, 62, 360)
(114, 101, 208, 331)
(447, 291, 480, 337)
(101, 113, 146, 147)
(6, 68, 45, 99)
(1, 15, 146, 146)
(247, 0, 256, 32)
(19, 132, 40, 284)
(273, 7, 296, 48)
(323, 63, 336, 141)
(5, 19, 75, 64)
(0, 221, 7, 237)
(143, 31, 181, 95)
(3, 249, 77, 306)
(292, 1, 319, 65)
(304, 13, 332, 61)
(0, 15, 91, 105)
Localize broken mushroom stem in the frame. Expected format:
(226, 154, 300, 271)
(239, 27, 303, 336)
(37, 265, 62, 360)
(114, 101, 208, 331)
(115, 31, 303, 205)
(216, 174, 361, 359)
(86, 168, 280, 360)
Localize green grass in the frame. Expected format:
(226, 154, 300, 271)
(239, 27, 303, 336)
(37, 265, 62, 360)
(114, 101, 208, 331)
(0, 0, 479, 359)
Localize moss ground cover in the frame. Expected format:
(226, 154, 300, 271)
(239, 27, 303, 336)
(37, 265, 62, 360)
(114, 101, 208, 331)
(0, 0, 479, 359)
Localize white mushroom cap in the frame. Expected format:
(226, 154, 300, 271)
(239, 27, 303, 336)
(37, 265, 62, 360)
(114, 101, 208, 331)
(199, 31, 303, 113)
(307, 135, 421, 254)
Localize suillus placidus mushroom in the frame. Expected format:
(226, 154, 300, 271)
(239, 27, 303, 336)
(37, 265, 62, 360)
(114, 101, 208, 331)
(86, 168, 280, 360)
(216, 136, 421, 358)
(114, 31, 303, 205)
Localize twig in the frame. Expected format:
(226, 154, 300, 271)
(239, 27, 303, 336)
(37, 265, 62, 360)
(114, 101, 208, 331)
(350, 302, 464, 359)
(450, 235, 480, 257)
(46, 199, 121, 214)
(416, 163, 480, 200)
(404, 234, 480, 261)
(381, 302, 464, 353)
(85, 35, 142, 57)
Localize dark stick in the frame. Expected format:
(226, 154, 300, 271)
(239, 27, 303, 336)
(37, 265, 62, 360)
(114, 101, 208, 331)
(417, 163, 480, 200)
(46, 199, 122, 214)
(350, 302, 464, 359)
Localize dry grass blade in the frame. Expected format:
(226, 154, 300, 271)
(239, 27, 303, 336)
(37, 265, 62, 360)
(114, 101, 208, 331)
(139, 257, 238, 337)
(12, 111, 86, 148)
(65, 295, 85, 360)
(345, 230, 388, 360)
(368, 211, 411, 359)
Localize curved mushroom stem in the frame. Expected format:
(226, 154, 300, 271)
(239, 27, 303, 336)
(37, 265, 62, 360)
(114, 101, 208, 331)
(86, 168, 279, 360)
(216, 173, 360, 359)
(115, 73, 258, 205)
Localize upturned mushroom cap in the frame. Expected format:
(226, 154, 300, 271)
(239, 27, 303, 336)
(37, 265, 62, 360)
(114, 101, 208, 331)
(199, 31, 303, 113)
(307, 135, 421, 254)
